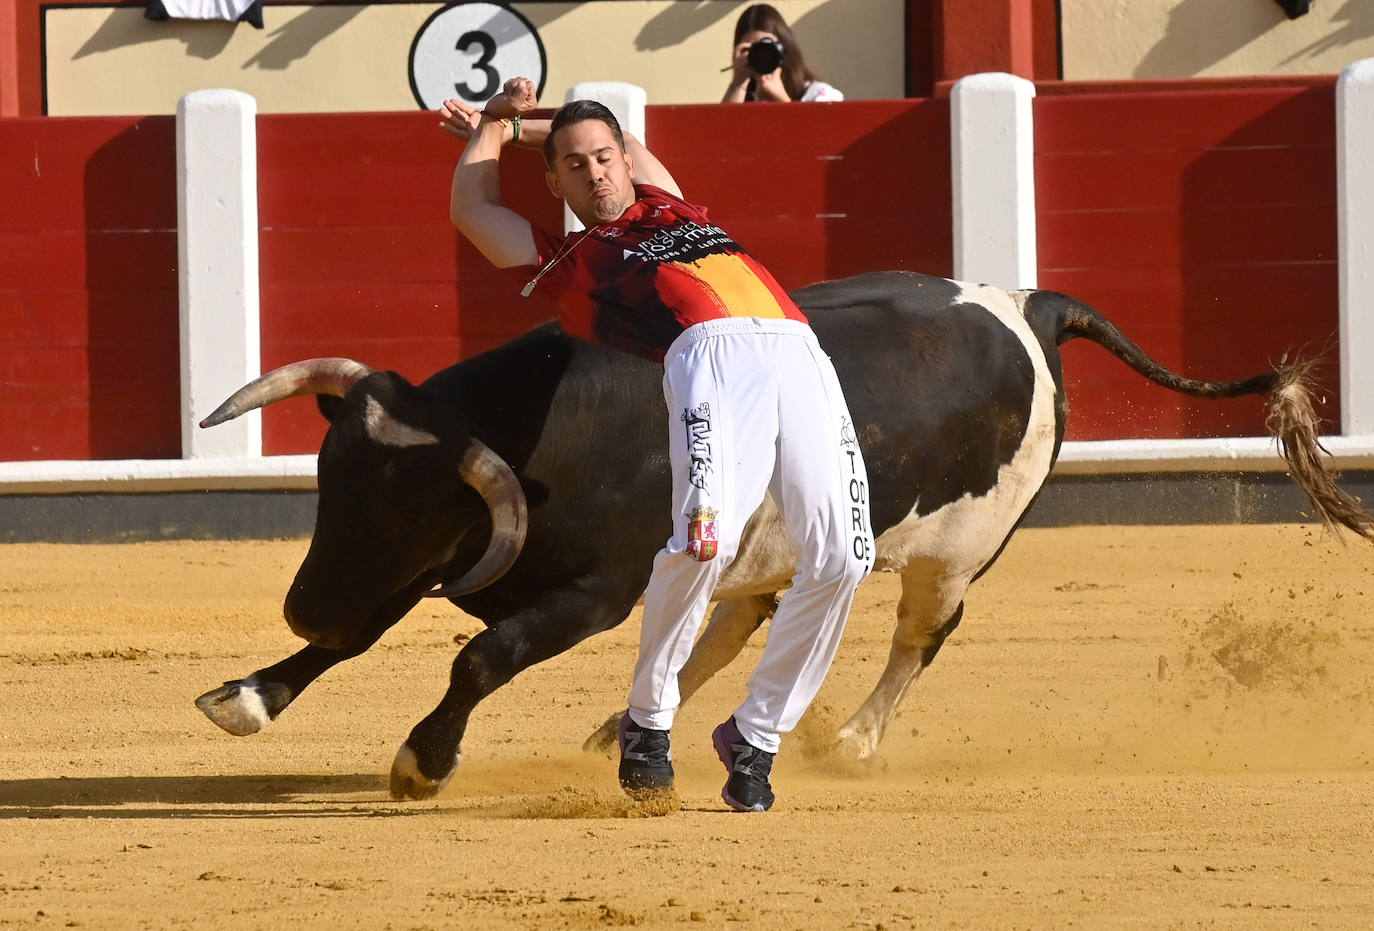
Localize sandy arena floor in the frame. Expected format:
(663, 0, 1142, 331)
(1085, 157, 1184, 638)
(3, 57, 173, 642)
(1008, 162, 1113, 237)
(2, 522, 1373, 929)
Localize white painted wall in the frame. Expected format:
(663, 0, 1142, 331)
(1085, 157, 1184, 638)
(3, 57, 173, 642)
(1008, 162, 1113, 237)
(950, 72, 1037, 290)
(1338, 59, 1374, 436)
(177, 89, 261, 459)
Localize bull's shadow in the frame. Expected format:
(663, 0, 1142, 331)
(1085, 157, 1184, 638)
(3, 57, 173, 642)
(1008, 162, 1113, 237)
(0, 773, 418, 820)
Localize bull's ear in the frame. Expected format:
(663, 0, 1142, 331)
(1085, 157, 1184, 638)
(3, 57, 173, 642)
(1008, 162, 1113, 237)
(316, 395, 343, 422)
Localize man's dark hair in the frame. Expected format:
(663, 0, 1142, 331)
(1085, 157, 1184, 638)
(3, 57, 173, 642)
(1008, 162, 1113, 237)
(544, 99, 626, 168)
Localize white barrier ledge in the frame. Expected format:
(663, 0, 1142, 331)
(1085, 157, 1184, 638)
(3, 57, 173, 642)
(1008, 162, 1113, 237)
(1052, 435, 1374, 475)
(0, 456, 318, 494)
(5, 438, 1374, 496)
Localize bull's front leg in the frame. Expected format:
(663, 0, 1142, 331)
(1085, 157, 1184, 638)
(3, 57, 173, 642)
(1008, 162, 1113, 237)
(390, 594, 637, 800)
(195, 638, 380, 736)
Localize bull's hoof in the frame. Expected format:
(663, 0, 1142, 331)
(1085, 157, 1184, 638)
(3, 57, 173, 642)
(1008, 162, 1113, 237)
(832, 725, 881, 763)
(581, 712, 622, 756)
(194, 679, 289, 736)
(389, 743, 458, 800)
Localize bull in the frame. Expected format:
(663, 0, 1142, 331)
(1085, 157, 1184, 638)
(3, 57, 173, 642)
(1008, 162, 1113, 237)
(194, 271, 1372, 800)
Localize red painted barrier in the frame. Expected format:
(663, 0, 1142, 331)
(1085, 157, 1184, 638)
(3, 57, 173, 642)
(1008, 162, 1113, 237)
(254, 100, 952, 454)
(0, 115, 179, 461)
(0, 87, 1341, 461)
(1035, 84, 1339, 441)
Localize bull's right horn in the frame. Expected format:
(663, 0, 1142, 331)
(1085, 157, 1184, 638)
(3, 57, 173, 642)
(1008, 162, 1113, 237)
(200, 358, 374, 428)
(424, 439, 529, 599)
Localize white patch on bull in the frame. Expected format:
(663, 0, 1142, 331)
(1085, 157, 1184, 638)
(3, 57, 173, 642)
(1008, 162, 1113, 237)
(872, 283, 1058, 584)
(716, 494, 796, 595)
(363, 396, 440, 448)
(698, 283, 1056, 603)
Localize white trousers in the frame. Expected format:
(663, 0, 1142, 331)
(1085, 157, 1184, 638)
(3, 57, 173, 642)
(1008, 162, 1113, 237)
(628, 318, 874, 753)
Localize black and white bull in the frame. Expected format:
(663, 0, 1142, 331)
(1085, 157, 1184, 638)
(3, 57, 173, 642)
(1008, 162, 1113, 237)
(194, 270, 1372, 800)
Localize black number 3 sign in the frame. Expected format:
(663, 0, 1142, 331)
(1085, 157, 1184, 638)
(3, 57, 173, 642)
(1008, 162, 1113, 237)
(409, 2, 548, 109)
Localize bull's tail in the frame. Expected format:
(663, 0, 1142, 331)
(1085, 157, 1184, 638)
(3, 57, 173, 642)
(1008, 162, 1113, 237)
(1056, 299, 1374, 541)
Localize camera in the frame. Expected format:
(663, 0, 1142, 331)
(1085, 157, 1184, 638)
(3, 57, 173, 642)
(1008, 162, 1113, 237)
(747, 37, 785, 75)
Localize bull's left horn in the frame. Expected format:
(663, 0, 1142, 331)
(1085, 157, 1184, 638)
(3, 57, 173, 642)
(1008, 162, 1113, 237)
(424, 439, 529, 599)
(199, 358, 374, 428)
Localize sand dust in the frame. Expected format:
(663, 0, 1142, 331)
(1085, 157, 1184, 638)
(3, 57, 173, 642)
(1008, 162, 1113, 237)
(2, 523, 1372, 928)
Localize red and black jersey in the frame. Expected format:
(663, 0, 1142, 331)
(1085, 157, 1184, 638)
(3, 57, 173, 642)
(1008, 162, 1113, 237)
(519, 184, 808, 363)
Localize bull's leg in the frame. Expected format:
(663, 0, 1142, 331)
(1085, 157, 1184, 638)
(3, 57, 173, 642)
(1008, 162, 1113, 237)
(833, 560, 968, 761)
(195, 639, 380, 736)
(390, 594, 637, 800)
(581, 593, 779, 754)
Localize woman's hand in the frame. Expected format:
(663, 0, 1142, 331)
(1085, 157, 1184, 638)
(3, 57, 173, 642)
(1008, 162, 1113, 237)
(729, 41, 753, 85)
(753, 66, 790, 101)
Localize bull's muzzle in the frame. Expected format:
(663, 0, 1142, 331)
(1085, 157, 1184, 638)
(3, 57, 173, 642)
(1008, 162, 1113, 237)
(283, 592, 347, 650)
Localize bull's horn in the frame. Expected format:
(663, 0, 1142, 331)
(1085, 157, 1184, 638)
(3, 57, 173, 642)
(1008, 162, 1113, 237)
(424, 439, 529, 599)
(199, 358, 374, 428)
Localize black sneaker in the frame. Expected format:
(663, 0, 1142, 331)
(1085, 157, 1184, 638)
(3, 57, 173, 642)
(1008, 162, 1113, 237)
(712, 717, 775, 812)
(618, 711, 674, 797)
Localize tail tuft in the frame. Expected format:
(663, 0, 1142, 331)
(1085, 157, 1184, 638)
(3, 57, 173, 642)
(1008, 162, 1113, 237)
(1267, 359, 1374, 540)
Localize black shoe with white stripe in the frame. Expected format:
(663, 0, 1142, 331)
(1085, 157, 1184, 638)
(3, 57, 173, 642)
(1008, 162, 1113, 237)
(712, 716, 775, 812)
(617, 711, 674, 798)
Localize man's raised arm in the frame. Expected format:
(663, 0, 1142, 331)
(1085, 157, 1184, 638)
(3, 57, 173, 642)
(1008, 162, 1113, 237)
(623, 133, 683, 199)
(441, 78, 540, 269)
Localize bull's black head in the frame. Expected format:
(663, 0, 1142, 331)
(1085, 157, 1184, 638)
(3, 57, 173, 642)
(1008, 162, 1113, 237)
(285, 370, 524, 650)
(200, 359, 526, 652)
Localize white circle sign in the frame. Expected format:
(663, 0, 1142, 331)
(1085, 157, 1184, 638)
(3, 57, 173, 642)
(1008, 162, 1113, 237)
(409, 2, 548, 110)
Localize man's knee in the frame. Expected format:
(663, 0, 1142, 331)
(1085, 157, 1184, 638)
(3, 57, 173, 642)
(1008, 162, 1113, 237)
(798, 539, 870, 591)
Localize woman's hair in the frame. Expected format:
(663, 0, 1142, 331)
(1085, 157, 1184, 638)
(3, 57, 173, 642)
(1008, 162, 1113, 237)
(732, 3, 819, 102)
(544, 99, 625, 168)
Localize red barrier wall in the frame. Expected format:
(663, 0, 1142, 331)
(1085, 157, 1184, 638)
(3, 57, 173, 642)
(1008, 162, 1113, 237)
(1035, 82, 1340, 441)
(0, 86, 1342, 461)
(255, 99, 953, 454)
(0, 115, 179, 461)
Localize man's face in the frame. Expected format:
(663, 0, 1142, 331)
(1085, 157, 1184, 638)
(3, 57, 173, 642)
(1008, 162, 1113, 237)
(545, 119, 636, 227)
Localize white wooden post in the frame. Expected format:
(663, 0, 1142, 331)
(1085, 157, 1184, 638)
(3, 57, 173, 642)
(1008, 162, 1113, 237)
(561, 82, 648, 234)
(176, 89, 261, 459)
(1337, 59, 1374, 436)
(951, 72, 1038, 289)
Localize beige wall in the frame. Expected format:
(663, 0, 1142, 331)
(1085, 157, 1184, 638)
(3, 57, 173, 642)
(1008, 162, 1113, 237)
(44, 0, 904, 116)
(1063, 0, 1374, 80)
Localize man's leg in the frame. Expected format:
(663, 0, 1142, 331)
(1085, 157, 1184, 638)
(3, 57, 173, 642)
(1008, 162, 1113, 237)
(621, 331, 777, 793)
(730, 332, 873, 755)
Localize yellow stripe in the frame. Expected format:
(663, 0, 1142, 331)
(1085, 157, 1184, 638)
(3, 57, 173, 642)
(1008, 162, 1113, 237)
(674, 254, 786, 319)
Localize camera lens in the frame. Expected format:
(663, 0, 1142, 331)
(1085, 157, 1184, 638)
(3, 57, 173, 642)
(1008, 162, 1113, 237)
(747, 38, 784, 75)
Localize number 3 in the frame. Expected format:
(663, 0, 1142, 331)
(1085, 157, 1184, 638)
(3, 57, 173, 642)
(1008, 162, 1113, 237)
(454, 31, 499, 101)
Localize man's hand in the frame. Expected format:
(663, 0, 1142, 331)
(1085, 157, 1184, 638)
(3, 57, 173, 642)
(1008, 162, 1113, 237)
(483, 77, 539, 119)
(438, 97, 484, 142)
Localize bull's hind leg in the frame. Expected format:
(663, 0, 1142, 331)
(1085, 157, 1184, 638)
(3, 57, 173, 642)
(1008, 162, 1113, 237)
(195, 639, 380, 736)
(581, 593, 778, 754)
(834, 559, 968, 761)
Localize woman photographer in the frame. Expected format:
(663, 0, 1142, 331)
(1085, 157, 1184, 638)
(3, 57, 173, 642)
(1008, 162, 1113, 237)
(721, 3, 842, 103)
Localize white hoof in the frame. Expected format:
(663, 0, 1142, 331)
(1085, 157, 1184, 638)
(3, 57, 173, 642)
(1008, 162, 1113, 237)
(389, 744, 459, 800)
(833, 724, 881, 762)
(194, 681, 272, 736)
